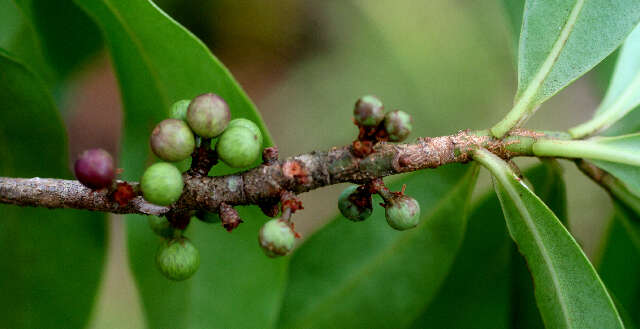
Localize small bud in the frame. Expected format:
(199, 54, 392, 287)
(219, 203, 243, 232)
(74, 148, 115, 190)
(383, 110, 413, 142)
(140, 163, 184, 206)
(194, 210, 220, 224)
(354, 95, 384, 127)
(259, 219, 295, 257)
(156, 237, 200, 281)
(262, 147, 279, 164)
(148, 216, 181, 238)
(186, 93, 230, 138)
(216, 126, 261, 168)
(338, 185, 372, 222)
(150, 119, 196, 162)
(228, 118, 263, 147)
(169, 99, 191, 121)
(384, 195, 421, 231)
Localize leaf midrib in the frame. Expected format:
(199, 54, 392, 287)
(287, 171, 473, 329)
(498, 175, 571, 329)
(516, 0, 585, 108)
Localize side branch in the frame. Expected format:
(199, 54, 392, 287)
(0, 129, 547, 216)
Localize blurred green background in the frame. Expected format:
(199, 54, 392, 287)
(0, 1, 613, 328)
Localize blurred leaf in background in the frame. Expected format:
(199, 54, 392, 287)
(0, 51, 106, 329)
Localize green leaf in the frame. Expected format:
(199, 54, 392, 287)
(569, 24, 640, 137)
(510, 161, 567, 329)
(11, 0, 103, 78)
(71, 1, 281, 328)
(474, 149, 623, 329)
(410, 189, 511, 329)
(0, 50, 106, 329)
(278, 164, 479, 329)
(597, 202, 640, 327)
(412, 162, 566, 328)
(491, 0, 640, 137)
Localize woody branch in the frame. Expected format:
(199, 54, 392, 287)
(0, 129, 557, 216)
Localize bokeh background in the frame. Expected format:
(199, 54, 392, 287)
(1, 1, 614, 328)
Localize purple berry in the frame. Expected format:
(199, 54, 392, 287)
(74, 148, 115, 190)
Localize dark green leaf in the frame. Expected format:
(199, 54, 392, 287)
(410, 191, 511, 329)
(71, 1, 281, 327)
(597, 202, 640, 327)
(474, 149, 623, 329)
(278, 164, 479, 329)
(12, 0, 103, 78)
(510, 161, 566, 329)
(0, 50, 106, 329)
(491, 0, 640, 137)
(412, 162, 565, 329)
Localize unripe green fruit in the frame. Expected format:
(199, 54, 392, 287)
(338, 185, 372, 221)
(169, 99, 191, 121)
(259, 219, 295, 257)
(194, 210, 220, 223)
(141, 163, 184, 206)
(228, 118, 263, 146)
(384, 110, 413, 142)
(155, 237, 200, 281)
(148, 216, 181, 238)
(150, 119, 195, 162)
(186, 93, 230, 138)
(216, 126, 261, 168)
(385, 195, 421, 230)
(354, 95, 384, 127)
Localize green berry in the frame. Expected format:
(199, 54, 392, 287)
(354, 95, 384, 127)
(155, 237, 200, 281)
(141, 163, 184, 206)
(148, 216, 181, 238)
(186, 93, 230, 138)
(216, 126, 261, 168)
(338, 185, 372, 221)
(259, 219, 295, 257)
(194, 210, 220, 223)
(169, 99, 191, 121)
(228, 118, 263, 146)
(385, 195, 421, 230)
(150, 119, 195, 162)
(384, 110, 413, 142)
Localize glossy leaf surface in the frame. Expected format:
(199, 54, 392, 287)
(492, 0, 640, 137)
(475, 149, 623, 329)
(278, 164, 478, 329)
(0, 50, 106, 329)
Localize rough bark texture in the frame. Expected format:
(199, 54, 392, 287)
(0, 129, 548, 216)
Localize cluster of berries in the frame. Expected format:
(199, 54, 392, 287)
(142, 93, 265, 281)
(143, 93, 263, 207)
(339, 95, 421, 230)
